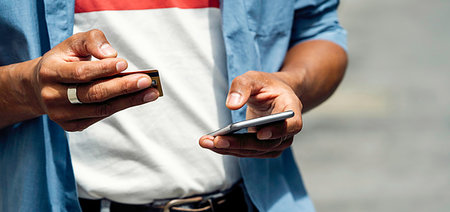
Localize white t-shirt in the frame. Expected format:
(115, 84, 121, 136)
(68, 0, 241, 204)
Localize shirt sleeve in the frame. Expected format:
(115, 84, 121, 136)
(290, 0, 348, 52)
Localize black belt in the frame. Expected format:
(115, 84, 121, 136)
(79, 182, 257, 212)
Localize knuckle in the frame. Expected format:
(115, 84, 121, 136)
(294, 119, 303, 133)
(287, 119, 303, 135)
(68, 32, 87, 54)
(37, 60, 54, 81)
(87, 84, 109, 102)
(120, 80, 134, 95)
(88, 29, 104, 38)
(233, 75, 251, 87)
(38, 67, 50, 80)
(40, 87, 58, 105)
(95, 103, 114, 117)
(87, 29, 105, 44)
(99, 60, 109, 71)
(73, 64, 89, 81)
(73, 65, 84, 80)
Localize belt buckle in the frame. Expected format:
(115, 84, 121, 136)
(163, 196, 204, 212)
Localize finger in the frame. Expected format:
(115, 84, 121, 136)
(226, 71, 259, 110)
(199, 134, 290, 158)
(199, 135, 215, 149)
(78, 88, 159, 119)
(76, 73, 153, 103)
(40, 72, 149, 106)
(258, 117, 302, 140)
(52, 58, 127, 83)
(50, 88, 159, 121)
(255, 101, 303, 140)
(284, 110, 303, 135)
(256, 118, 301, 140)
(214, 134, 284, 151)
(199, 133, 294, 151)
(256, 121, 287, 140)
(60, 117, 103, 132)
(69, 29, 118, 59)
(209, 148, 266, 157)
(275, 137, 294, 151)
(209, 148, 283, 158)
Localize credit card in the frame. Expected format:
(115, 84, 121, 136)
(117, 69, 163, 97)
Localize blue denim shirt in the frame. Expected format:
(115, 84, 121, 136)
(0, 0, 346, 211)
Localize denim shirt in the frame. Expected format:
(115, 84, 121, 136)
(0, 0, 346, 211)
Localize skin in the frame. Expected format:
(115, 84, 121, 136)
(0, 28, 346, 160)
(199, 40, 348, 158)
(0, 29, 159, 131)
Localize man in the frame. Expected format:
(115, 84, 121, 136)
(0, 0, 347, 211)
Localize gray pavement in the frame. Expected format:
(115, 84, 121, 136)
(291, 0, 450, 211)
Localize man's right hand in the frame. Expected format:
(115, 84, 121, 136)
(0, 29, 159, 131)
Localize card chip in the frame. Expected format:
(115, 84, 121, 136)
(146, 70, 163, 97)
(117, 69, 163, 97)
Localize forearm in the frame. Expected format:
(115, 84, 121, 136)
(0, 58, 43, 128)
(274, 40, 348, 112)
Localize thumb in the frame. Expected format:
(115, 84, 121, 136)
(69, 29, 117, 59)
(226, 73, 256, 110)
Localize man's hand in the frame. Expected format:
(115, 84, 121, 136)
(0, 29, 159, 130)
(198, 40, 347, 158)
(199, 71, 303, 158)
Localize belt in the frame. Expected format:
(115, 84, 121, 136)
(79, 182, 256, 212)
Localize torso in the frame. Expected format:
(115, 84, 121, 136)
(68, 0, 241, 204)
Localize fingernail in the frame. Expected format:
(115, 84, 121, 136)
(137, 77, 151, 89)
(116, 61, 127, 72)
(259, 130, 272, 140)
(143, 91, 158, 102)
(227, 92, 241, 106)
(100, 44, 116, 56)
(202, 139, 215, 149)
(216, 139, 230, 149)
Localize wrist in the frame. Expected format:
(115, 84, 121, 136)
(24, 57, 46, 116)
(0, 59, 42, 128)
(272, 66, 310, 99)
(8, 58, 45, 117)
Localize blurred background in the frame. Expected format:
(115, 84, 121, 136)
(292, 0, 450, 211)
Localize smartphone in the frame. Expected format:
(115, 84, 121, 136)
(114, 69, 163, 96)
(208, 110, 295, 136)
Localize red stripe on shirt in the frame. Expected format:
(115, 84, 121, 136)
(75, 0, 220, 13)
